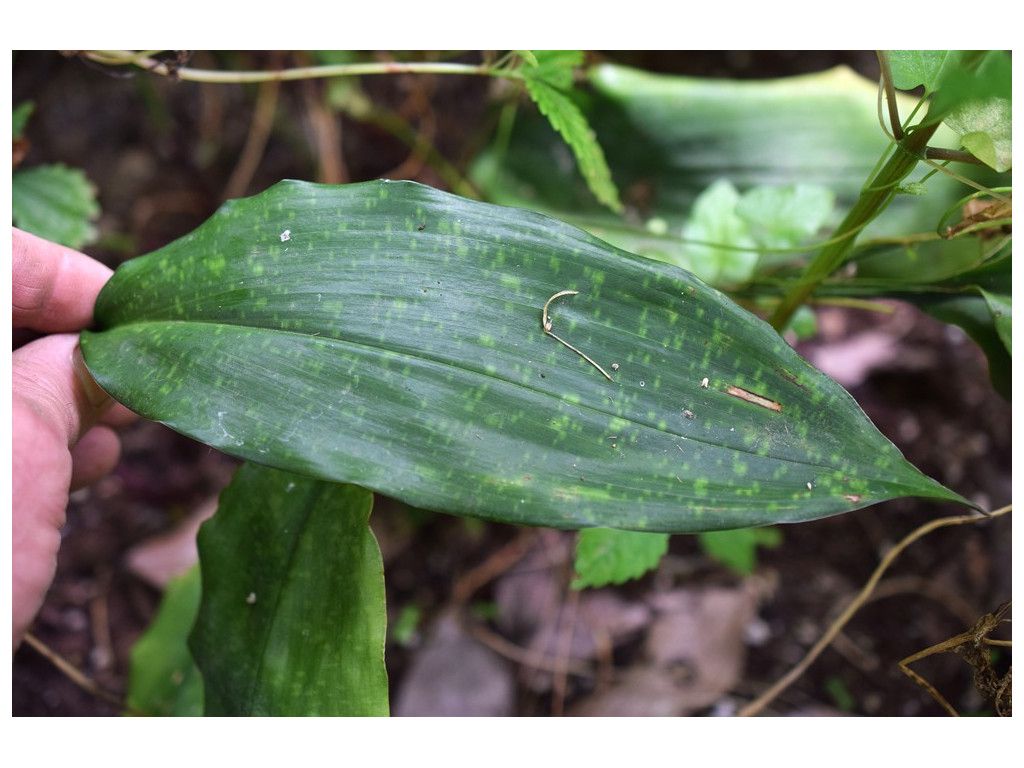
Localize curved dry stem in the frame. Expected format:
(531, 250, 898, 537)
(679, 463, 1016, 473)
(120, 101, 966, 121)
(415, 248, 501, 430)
(738, 504, 1011, 717)
(542, 290, 614, 382)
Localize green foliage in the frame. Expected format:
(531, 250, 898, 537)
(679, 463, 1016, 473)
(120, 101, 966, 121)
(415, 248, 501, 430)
(698, 526, 783, 575)
(944, 98, 1012, 173)
(80, 180, 969, 535)
(679, 180, 836, 286)
(572, 528, 669, 589)
(824, 674, 857, 713)
(887, 50, 1012, 170)
(125, 566, 204, 716)
(12, 163, 100, 249)
(981, 290, 1011, 354)
(472, 64, 970, 288)
(520, 50, 622, 213)
(12, 100, 34, 137)
(190, 464, 388, 716)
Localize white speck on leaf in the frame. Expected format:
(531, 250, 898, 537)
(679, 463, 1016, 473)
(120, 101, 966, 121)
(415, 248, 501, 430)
(280, 229, 291, 242)
(701, 377, 709, 388)
(246, 592, 257, 605)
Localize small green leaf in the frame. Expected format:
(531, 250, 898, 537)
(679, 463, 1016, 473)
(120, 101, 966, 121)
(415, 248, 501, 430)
(824, 674, 857, 712)
(698, 526, 782, 575)
(81, 180, 973, 534)
(887, 50, 952, 92)
(189, 464, 388, 716)
(125, 565, 204, 717)
(944, 97, 1012, 172)
(572, 528, 669, 589)
(524, 50, 582, 90)
(12, 163, 99, 249)
(680, 179, 758, 286)
(522, 53, 622, 213)
(736, 184, 835, 250)
(13, 100, 34, 139)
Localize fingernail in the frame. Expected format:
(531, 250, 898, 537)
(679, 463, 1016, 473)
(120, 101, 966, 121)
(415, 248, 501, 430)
(73, 344, 113, 412)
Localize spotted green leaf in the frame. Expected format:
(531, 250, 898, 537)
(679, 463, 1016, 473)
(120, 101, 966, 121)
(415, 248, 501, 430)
(80, 180, 971, 533)
(189, 465, 387, 716)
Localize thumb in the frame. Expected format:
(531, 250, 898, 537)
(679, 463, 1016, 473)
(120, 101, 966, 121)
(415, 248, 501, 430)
(12, 333, 114, 449)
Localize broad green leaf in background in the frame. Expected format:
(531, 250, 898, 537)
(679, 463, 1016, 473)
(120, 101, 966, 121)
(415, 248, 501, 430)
(849, 251, 1012, 399)
(81, 180, 972, 534)
(473, 64, 979, 287)
(698, 526, 783, 576)
(521, 51, 623, 213)
(572, 528, 670, 589)
(189, 464, 388, 716)
(125, 565, 204, 717)
(12, 163, 99, 249)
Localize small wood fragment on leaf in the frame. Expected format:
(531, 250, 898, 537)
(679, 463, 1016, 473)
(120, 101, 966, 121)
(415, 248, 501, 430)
(726, 385, 782, 413)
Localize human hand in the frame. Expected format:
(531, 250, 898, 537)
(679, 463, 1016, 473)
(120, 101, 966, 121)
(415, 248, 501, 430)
(12, 227, 135, 650)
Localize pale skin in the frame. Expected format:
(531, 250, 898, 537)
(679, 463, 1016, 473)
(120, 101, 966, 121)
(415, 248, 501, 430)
(11, 227, 135, 650)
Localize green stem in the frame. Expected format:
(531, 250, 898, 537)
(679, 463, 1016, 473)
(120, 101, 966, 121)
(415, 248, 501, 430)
(82, 51, 521, 84)
(768, 120, 941, 331)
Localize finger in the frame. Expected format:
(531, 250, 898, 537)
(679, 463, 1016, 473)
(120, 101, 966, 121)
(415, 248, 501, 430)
(12, 384, 74, 648)
(100, 401, 140, 429)
(12, 334, 113, 449)
(12, 227, 113, 332)
(69, 425, 122, 490)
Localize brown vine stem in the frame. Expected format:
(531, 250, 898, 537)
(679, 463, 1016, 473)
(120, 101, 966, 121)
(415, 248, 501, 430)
(737, 504, 1011, 717)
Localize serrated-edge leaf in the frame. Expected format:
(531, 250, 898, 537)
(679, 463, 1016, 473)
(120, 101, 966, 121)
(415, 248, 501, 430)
(522, 75, 622, 213)
(572, 527, 669, 589)
(12, 163, 99, 249)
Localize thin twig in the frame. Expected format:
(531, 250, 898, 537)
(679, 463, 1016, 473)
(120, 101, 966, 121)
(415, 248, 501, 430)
(21, 632, 134, 713)
(738, 504, 1011, 717)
